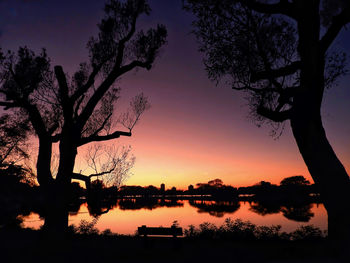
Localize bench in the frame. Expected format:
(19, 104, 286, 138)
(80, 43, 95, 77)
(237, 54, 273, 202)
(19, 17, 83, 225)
(138, 225, 183, 238)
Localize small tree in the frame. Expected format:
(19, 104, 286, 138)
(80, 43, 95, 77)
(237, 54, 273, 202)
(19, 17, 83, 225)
(280, 176, 310, 187)
(208, 178, 223, 188)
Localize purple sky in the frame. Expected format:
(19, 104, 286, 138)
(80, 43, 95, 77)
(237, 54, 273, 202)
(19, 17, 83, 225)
(1, 0, 349, 188)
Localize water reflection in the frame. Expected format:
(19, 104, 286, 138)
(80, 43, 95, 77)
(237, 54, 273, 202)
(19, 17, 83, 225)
(20, 199, 327, 235)
(280, 204, 314, 222)
(118, 198, 184, 211)
(249, 201, 281, 215)
(189, 200, 240, 218)
(249, 201, 315, 222)
(86, 198, 118, 217)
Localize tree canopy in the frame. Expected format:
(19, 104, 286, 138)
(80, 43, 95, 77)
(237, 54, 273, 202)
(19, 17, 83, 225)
(185, 0, 349, 133)
(280, 176, 310, 186)
(0, 0, 167, 189)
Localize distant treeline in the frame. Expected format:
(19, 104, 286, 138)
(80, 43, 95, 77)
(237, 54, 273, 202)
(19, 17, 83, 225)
(118, 178, 237, 199)
(0, 167, 322, 227)
(117, 176, 320, 201)
(0, 165, 319, 201)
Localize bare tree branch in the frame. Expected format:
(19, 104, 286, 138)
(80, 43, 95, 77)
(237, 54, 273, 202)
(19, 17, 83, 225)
(72, 145, 134, 189)
(90, 112, 113, 138)
(78, 130, 131, 146)
(70, 65, 102, 103)
(114, 16, 138, 68)
(76, 69, 120, 130)
(119, 60, 153, 73)
(73, 94, 85, 119)
(244, 0, 296, 18)
(320, 5, 350, 53)
(250, 61, 301, 82)
(54, 66, 69, 106)
(119, 93, 151, 131)
(256, 106, 291, 122)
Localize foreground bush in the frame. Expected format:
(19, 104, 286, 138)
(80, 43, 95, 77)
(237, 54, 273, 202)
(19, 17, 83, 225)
(184, 218, 326, 241)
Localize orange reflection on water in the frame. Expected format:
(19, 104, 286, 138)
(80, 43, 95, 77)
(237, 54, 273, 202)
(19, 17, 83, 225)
(22, 201, 328, 235)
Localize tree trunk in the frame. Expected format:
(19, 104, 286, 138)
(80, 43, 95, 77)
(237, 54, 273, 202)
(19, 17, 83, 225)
(36, 137, 54, 187)
(46, 127, 79, 234)
(35, 137, 69, 237)
(294, 1, 350, 254)
(56, 139, 77, 186)
(42, 182, 69, 239)
(291, 115, 350, 253)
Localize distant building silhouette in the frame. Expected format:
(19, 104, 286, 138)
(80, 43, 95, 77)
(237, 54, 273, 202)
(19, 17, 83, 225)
(160, 183, 165, 192)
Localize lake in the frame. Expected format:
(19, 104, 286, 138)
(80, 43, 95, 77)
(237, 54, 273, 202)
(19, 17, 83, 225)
(22, 199, 328, 235)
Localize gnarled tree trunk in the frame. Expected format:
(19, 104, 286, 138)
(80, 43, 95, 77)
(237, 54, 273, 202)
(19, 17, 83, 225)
(291, 115, 350, 242)
(294, 5, 350, 253)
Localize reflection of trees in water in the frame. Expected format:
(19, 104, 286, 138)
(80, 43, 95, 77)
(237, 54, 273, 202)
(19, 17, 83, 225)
(189, 200, 240, 218)
(1, 206, 31, 229)
(249, 201, 281, 216)
(87, 198, 118, 217)
(280, 204, 314, 222)
(68, 200, 85, 216)
(249, 201, 315, 222)
(117, 198, 184, 211)
(1, 200, 47, 229)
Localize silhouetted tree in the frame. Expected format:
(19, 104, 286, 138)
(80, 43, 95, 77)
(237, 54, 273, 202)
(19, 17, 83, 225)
(185, 0, 350, 244)
(208, 178, 223, 187)
(0, 0, 167, 234)
(280, 175, 310, 186)
(72, 144, 135, 191)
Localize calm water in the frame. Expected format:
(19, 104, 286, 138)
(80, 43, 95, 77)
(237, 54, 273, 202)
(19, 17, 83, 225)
(22, 199, 327, 235)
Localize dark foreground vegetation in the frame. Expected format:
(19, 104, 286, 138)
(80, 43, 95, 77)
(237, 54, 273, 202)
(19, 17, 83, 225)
(0, 218, 343, 263)
(1, 169, 341, 262)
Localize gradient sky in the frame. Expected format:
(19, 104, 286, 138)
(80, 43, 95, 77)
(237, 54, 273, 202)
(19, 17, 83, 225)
(1, 0, 349, 189)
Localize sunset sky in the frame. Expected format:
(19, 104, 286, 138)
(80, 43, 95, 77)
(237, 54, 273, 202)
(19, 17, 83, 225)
(1, 0, 349, 189)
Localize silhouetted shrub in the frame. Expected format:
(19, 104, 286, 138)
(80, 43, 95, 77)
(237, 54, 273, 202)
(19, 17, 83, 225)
(101, 229, 113, 236)
(218, 218, 256, 240)
(290, 225, 325, 241)
(255, 225, 288, 241)
(198, 222, 218, 239)
(72, 219, 99, 235)
(184, 224, 196, 238)
(184, 218, 325, 241)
